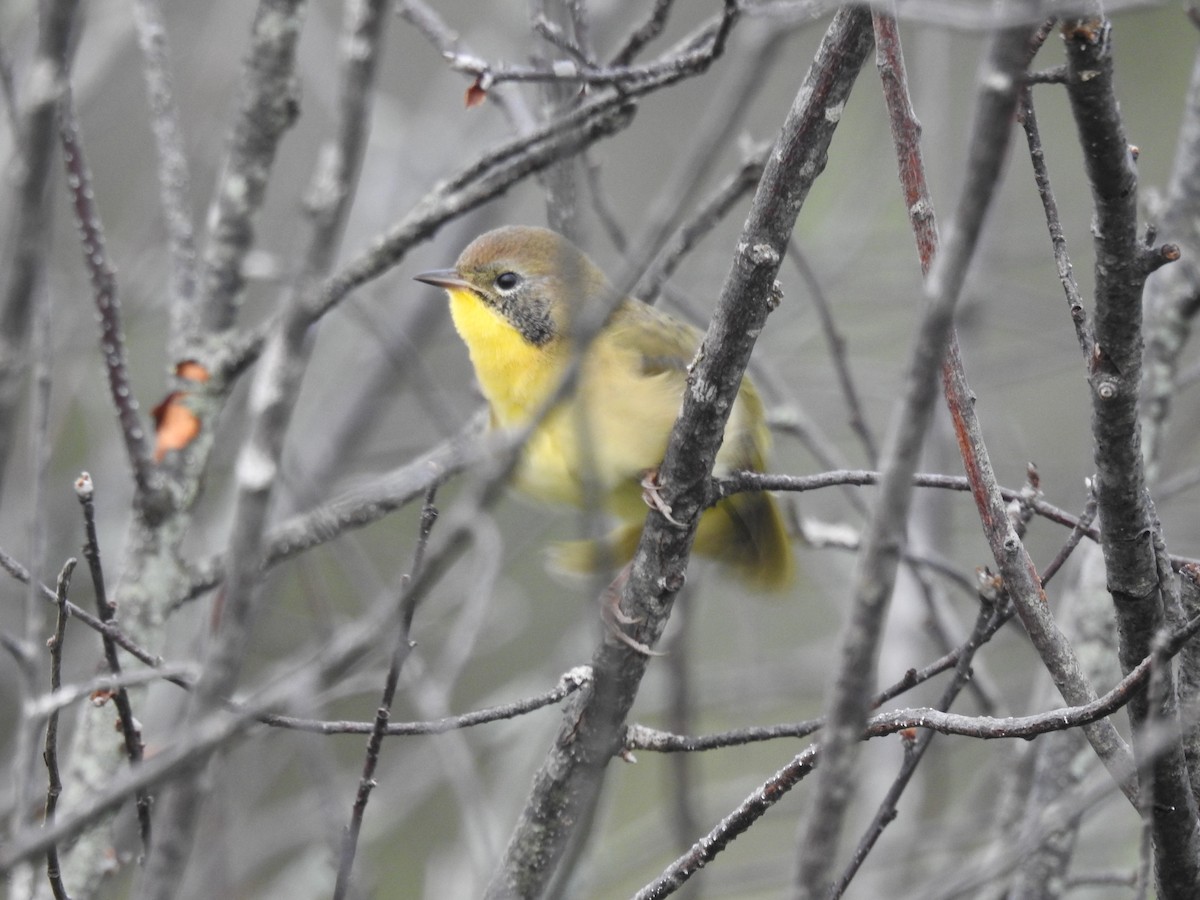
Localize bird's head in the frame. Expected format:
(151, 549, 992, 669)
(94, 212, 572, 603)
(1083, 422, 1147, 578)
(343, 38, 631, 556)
(415, 225, 611, 347)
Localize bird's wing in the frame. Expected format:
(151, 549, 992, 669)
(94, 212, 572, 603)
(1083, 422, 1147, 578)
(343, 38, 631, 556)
(607, 299, 702, 377)
(609, 299, 770, 474)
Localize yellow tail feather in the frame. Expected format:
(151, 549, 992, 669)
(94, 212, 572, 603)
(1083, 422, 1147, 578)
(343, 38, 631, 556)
(549, 491, 794, 591)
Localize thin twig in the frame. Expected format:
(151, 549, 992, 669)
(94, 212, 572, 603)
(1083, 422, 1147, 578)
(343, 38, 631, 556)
(0, 545, 173, 674)
(58, 97, 161, 509)
(397, 0, 537, 132)
(0, 0, 78, 487)
(1018, 85, 1095, 358)
(635, 610, 1200, 900)
(221, 91, 637, 378)
(257, 665, 592, 735)
(1039, 486, 1099, 586)
(636, 142, 770, 301)
(789, 238, 878, 464)
(833, 600, 1003, 897)
(721, 468, 1111, 549)
(176, 416, 484, 606)
(43, 558, 76, 900)
(73, 473, 153, 856)
(430, 3, 736, 89)
(626, 602, 1010, 754)
(332, 487, 438, 899)
(26, 666, 198, 722)
(611, 0, 676, 65)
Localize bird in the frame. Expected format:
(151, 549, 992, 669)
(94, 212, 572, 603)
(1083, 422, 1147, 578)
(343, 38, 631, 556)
(414, 225, 794, 605)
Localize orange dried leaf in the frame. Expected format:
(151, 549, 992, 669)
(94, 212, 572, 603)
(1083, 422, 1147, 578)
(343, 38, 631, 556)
(152, 393, 201, 461)
(466, 76, 488, 108)
(176, 360, 211, 382)
(1062, 19, 1103, 43)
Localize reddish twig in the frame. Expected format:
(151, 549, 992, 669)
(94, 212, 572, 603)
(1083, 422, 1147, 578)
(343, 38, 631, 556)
(880, 7, 1137, 808)
(874, 12, 936, 277)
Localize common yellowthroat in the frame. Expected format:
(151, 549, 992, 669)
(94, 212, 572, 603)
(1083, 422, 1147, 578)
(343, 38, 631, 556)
(415, 225, 794, 591)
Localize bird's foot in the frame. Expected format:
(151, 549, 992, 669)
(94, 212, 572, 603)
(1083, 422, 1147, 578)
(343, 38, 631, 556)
(640, 469, 685, 528)
(600, 565, 661, 656)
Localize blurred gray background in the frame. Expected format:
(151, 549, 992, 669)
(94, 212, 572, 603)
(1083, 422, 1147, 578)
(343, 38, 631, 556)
(2, 1, 1199, 897)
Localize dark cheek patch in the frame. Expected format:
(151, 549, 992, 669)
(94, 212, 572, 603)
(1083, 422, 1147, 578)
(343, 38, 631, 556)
(469, 284, 556, 347)
(501, 295, 555, 347)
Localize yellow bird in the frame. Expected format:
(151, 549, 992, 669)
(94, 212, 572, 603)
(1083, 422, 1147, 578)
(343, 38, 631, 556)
(415, 225, 794, 591)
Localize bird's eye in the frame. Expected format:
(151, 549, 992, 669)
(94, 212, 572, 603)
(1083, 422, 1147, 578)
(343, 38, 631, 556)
(495, 271, 521, 292)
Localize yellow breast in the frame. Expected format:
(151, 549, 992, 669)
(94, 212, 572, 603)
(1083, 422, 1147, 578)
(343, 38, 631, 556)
(446, 286, 677, 510)
(447, 287, 565, 426)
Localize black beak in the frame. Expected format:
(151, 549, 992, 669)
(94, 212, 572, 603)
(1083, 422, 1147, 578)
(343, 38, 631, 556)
(414, 268, 471, 290)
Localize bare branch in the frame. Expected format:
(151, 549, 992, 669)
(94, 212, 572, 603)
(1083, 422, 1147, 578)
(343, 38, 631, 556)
(132, 0, 199, 357)
(177, 416, 483, 605)
(141, 0, 387, 890)
(636, 142, 770, 301)
(42, 558, 76, 900)
(794, 13, 1038, 897)
(1064, 14, 1200, 893)
(611, 0, 676, 65)
(428, 2, 737, 90)
(332, 485, 438, 898)
(397, 0, 537, 132)
(832, 597, 1001, 897)
(0, 545, 172, 674)
(194, 0, 305, 336)
(789, 238, 878, 465)
(221, 92, 637, 379)
(626, 600, 1010, 755)
(0, 0, 78, 487)
(59, 99, 162, 512)
(636, 609, 1200, 900)
(483, 11, 876, 898)
(1019, 85, 1095, 358)
(73, 473, 152, 855)
(1143, 42, 1200, 482)
(257, 666, 592, 735)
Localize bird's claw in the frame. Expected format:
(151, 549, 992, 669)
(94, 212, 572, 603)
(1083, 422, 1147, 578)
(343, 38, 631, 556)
(640, 470, 685, 528)
(601, 565, 662, 657)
